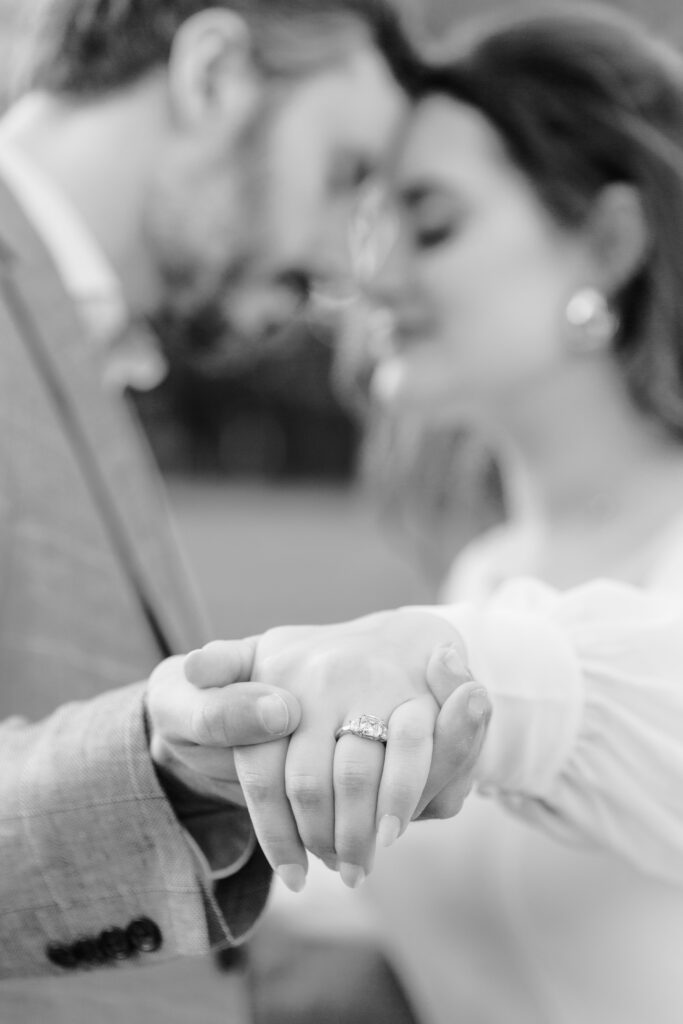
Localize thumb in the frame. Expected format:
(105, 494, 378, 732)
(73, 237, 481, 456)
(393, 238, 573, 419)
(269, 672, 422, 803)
(414, 679, 491, 819)
(426, 639, 473, 708)
(185, 637, 260, 689)
(188, 682, 302, 745)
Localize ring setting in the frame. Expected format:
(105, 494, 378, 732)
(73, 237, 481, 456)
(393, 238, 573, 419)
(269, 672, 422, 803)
(335, 714, 389, 744)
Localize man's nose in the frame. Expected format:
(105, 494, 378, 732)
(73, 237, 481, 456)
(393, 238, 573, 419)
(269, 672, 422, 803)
(355, 222, 409, 309)
(347, 183, 407, 303)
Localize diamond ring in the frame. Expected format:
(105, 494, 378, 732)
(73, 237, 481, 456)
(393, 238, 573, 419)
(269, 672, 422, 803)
(335, 714, 389, 744)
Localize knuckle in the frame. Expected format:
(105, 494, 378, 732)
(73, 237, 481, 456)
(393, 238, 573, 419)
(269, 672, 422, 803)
(303, 651, 351, 689)
(262, 626, 298, 645)
(238, 769, 278, 805)
(286, 773, 326, 812)
(390, 719, 428, 750)
(190, 699, 224, 746)
(423, 788, 468, 821)
(261, 653, 295, 685)
(335, 761, 373, 799)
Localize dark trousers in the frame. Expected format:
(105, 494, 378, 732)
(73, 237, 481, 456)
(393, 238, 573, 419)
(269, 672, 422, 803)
(239, 921, 420, 1024)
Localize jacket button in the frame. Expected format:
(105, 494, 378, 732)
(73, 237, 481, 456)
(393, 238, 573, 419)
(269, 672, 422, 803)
(126, 917, 163, 954)
(46, 943, 79, 969)
(98, 926, 132, 961)
(72, 936, 107, 967)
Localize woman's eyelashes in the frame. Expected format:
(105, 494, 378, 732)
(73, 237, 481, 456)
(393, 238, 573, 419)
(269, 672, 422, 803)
(414, 220, 456, 248)
(404, 189, 463, 250)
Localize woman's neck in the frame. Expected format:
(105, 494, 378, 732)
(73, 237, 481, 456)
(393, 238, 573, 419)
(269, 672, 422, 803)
(487, 359, 683, 586)
(495, 361, 682, 521)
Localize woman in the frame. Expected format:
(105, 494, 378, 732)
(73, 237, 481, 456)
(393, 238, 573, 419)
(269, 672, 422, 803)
(188, 7, 683, 1022)
(354, 6, 683, 1024)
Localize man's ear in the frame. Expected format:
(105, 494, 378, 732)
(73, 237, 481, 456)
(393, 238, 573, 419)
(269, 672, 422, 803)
(586, 182, 651, 294)
(166, 8, 261, 134)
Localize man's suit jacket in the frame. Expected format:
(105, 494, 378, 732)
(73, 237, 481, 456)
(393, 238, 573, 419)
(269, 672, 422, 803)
(0, 173, 265, 1009)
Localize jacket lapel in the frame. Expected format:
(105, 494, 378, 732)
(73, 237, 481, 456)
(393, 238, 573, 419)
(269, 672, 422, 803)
(0, 176, 208, 655)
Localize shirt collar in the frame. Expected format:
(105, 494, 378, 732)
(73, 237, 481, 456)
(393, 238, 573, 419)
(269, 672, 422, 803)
(0, 107, 168, 390)
(0, 130, 128, 348)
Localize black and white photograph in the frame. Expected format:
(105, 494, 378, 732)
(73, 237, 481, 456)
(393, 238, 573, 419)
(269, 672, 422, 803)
(0, 0, 682, 1021)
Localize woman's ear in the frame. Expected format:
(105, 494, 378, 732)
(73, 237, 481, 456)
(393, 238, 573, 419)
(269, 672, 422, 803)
(586, 182, 650, 294)
(166, 8, 260, 135)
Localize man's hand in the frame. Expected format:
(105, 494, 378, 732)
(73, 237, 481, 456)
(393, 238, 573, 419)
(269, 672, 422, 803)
(146, 638, 302, 808)
(185, 612, 491, 892)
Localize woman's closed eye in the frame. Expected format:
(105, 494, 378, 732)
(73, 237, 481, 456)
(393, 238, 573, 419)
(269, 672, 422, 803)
(414, 219, 457, 248)
(403, 185, 464, 250)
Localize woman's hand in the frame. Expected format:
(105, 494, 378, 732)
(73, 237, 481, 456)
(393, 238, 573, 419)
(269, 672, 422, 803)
(245, 610, 457, 888)
(186, 610, 490, 891)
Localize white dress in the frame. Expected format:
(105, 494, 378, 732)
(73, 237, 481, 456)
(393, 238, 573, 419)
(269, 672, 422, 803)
(362, 515, 683, 1024)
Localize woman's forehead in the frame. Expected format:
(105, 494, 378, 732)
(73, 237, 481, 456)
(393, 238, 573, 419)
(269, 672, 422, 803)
(395, 94, 512, 184)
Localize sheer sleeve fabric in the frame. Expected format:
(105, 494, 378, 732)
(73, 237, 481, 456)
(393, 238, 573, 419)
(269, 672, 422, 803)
(429, 578, 683, 884)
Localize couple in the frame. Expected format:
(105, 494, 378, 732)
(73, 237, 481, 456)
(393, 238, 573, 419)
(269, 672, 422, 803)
(2, 1, 683, 1023)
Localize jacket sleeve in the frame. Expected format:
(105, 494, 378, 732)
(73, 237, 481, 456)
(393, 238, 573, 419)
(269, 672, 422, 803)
(425, 577, 683, 885)
(0, 681, 271, 978)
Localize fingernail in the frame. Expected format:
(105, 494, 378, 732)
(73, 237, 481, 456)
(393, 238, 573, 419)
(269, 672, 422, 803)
(339, 863, 366, 889)
(257, 694, 290, 734)
(468, 689, 491, 722)
(377, 815, 402, 848)
(443, 646, 473, 678)
(276, 864, 307, 893)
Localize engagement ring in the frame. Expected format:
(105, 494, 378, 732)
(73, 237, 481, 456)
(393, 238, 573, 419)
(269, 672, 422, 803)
(335, 714, 389, 744)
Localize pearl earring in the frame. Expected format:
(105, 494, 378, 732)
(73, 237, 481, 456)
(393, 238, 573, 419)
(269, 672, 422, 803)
(565, 288, 619, 353)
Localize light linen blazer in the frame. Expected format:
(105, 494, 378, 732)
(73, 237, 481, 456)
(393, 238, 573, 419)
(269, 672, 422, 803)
(0, 173, 266, 999)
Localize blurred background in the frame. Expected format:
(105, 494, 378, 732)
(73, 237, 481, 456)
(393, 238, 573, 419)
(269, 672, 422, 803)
(0, 0, 681, 639)
(1, 2, 682, 1022)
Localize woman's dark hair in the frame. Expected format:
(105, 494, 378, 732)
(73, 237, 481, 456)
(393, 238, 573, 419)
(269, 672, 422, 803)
(412, 5, 683, 438)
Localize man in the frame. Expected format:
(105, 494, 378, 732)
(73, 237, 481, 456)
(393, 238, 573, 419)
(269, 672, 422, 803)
(0, 0, 486, 1020)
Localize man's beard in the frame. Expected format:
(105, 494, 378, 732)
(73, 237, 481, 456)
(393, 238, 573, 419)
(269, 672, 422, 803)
(148, 258, 315, 375)
(146, 98, 317, 373)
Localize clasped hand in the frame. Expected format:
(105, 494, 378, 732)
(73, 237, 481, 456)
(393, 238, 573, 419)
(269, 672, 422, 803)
(180, 609, 491, 891)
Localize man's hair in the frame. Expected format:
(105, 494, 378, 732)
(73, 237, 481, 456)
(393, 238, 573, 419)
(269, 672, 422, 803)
(413, 4, 683, 439)
(21, 0, 416, 96)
